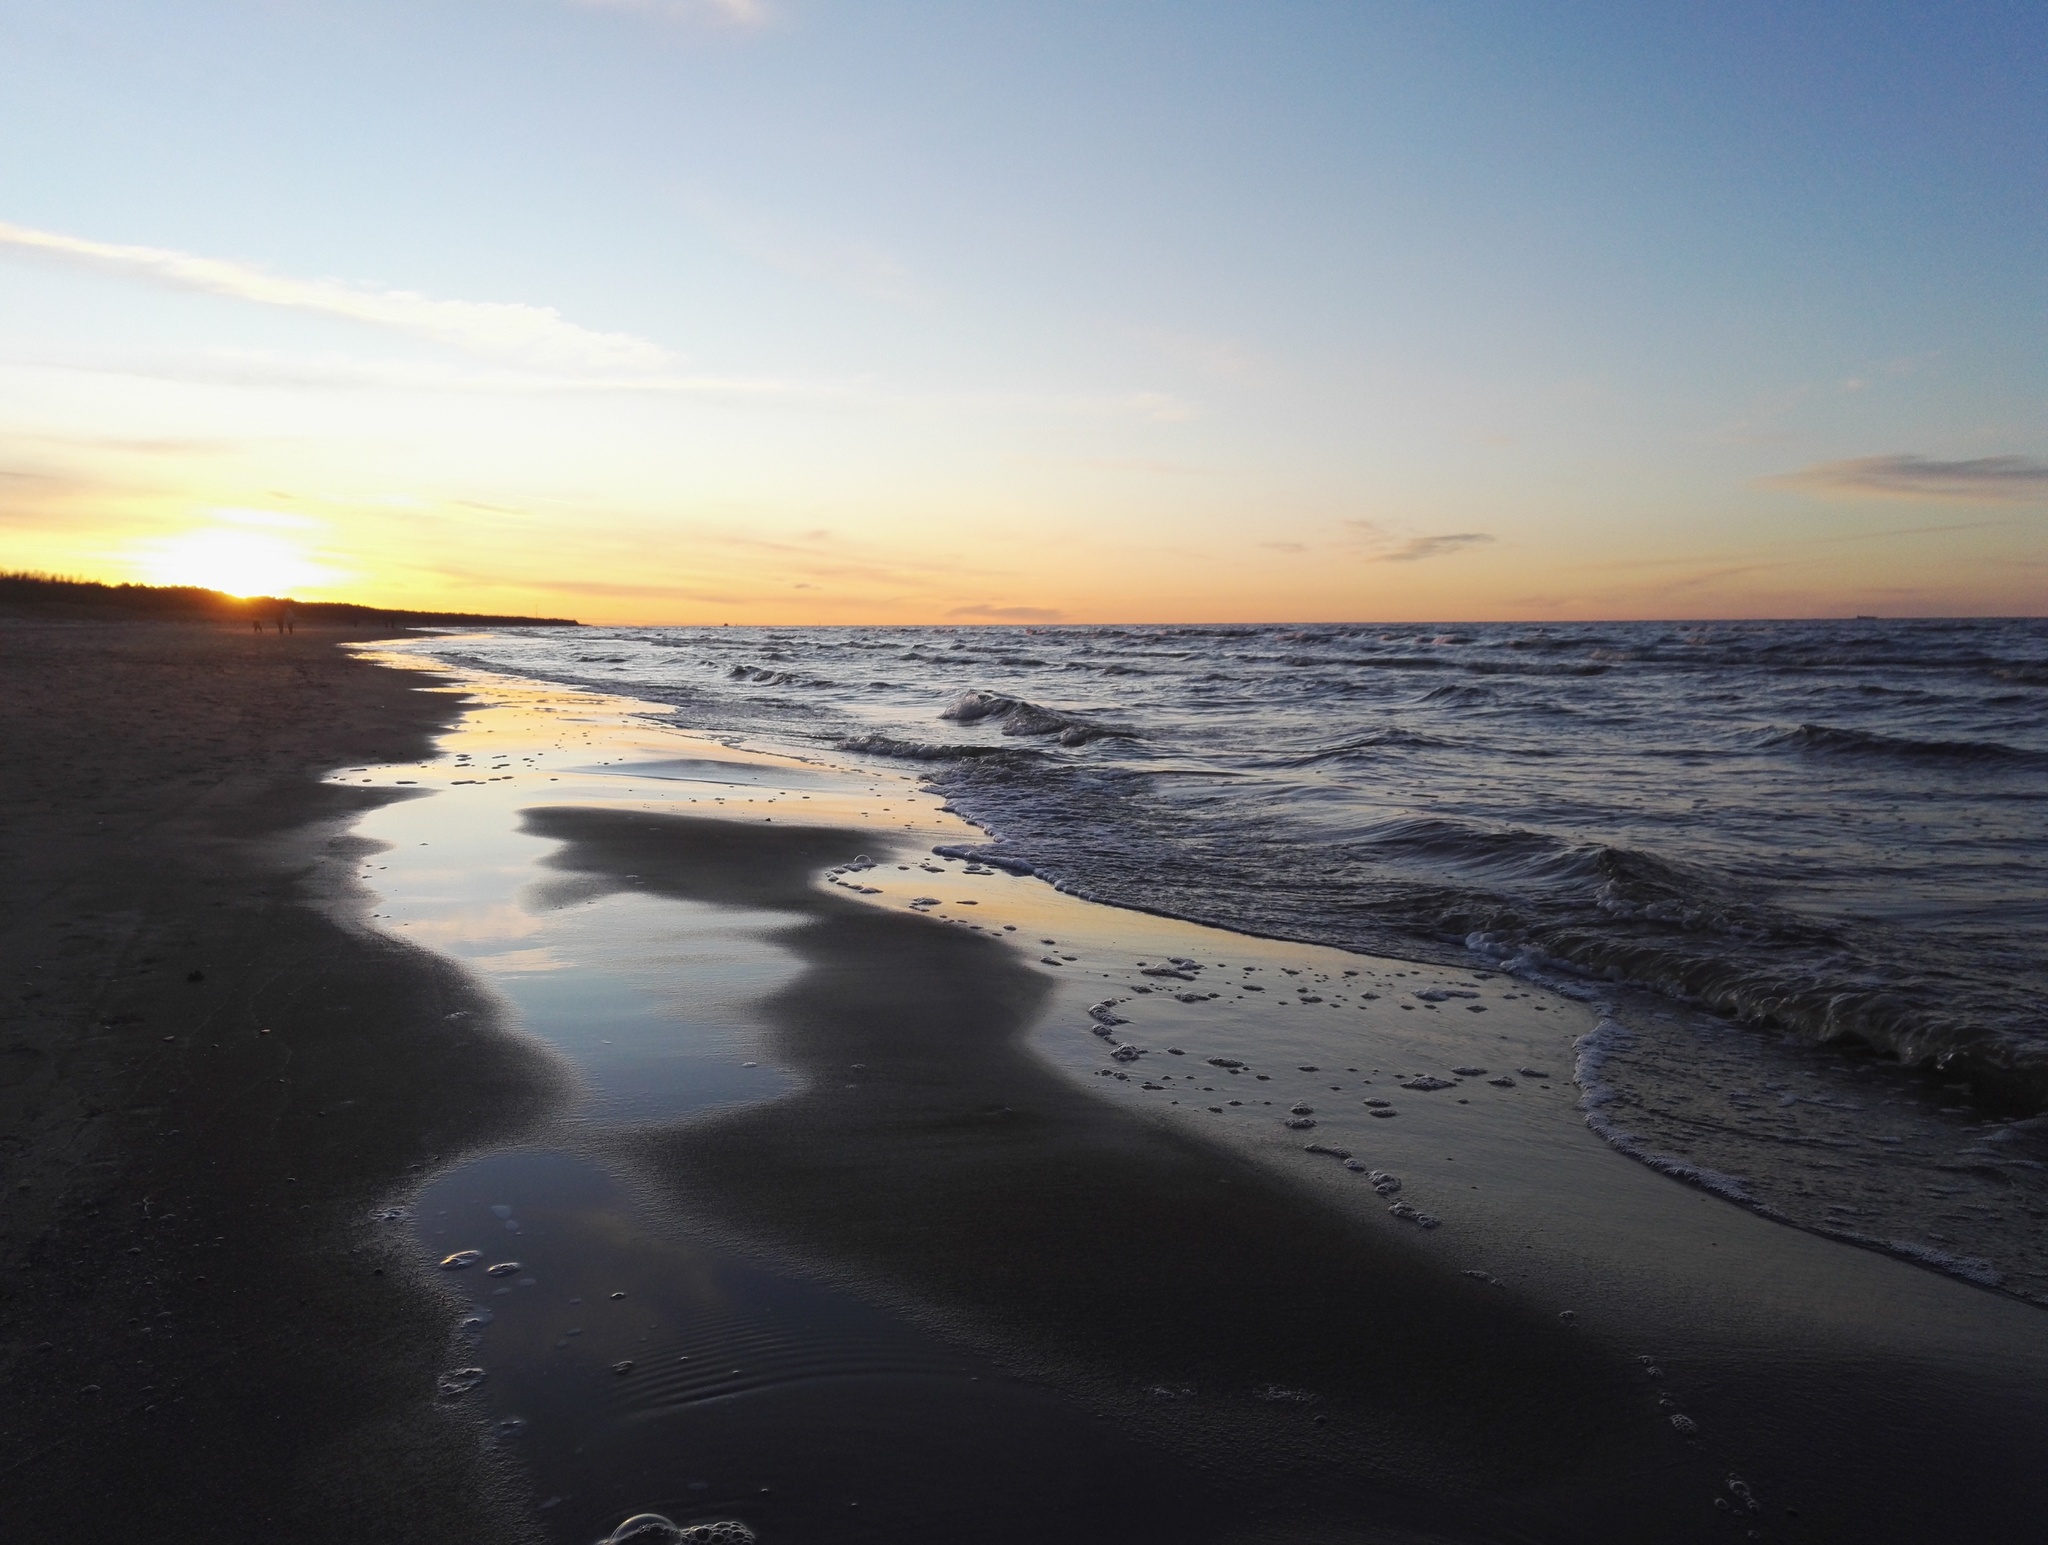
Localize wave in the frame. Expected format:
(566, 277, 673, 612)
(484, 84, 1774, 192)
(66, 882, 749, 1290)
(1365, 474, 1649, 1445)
(1418, 684, 1495, 705)
(835, 733, 1043, 763)
(1271, 730, 1458, 766)
(1762, 723, 2036, 764)
(939, 690, 1134, 747)
(727, 663, 826, 688)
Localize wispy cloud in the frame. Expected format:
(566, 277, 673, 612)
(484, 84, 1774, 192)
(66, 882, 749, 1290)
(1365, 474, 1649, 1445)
(1316, 519, 1497, 563)
(0, 222, 671, 373)
(571, 0, 772, 30)
(12, 344, 817, 400)
(1763, 454, 2048, 503)
(1373, 531, 1495, 563)
(7, 342, 1195, 427)
(948, 603, 1066, 622)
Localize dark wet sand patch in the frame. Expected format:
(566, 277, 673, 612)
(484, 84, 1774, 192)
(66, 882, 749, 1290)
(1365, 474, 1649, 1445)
(524, 806, 1702, 1537)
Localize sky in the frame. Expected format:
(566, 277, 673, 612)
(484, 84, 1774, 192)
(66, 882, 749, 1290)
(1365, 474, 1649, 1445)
(0, 0, 2043, 623)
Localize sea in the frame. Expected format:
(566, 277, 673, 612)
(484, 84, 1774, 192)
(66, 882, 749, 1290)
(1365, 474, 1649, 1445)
(395, 617, 2048, 1301)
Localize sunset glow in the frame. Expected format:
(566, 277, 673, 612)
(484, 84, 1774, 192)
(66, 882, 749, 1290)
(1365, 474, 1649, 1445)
(1, 4, 2041, 620)
(138, 526, 338, 599)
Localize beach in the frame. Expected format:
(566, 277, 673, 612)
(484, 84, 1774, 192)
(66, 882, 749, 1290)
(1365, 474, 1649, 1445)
(7, 624, 2048, 1543)
(0, 621, 555, 1543)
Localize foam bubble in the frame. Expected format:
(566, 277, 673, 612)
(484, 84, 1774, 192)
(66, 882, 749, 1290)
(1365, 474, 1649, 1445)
(600, 1517, 757, 1545)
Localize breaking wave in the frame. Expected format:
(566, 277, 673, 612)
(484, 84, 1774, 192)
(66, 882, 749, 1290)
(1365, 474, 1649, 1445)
(1762, 722, 2036, 764)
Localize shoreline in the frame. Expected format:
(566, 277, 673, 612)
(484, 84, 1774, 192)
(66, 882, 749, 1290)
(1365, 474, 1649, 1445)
(0, 620, 560, 1542)
(10, 626, 2048, 1542)
(337, 651, 2048, 1542)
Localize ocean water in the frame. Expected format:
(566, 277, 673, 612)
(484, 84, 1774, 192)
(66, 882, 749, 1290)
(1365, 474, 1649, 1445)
(398, 618, 2048, 1298)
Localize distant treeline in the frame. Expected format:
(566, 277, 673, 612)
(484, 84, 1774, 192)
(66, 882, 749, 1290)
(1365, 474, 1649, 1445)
(0, 571, 579, 628)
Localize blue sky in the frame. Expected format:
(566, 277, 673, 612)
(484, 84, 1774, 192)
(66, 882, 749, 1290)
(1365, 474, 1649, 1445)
(1, 0, 2041, 619)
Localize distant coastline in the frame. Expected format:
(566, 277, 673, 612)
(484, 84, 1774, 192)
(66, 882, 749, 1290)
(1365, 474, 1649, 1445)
(0, 570, 580, 628)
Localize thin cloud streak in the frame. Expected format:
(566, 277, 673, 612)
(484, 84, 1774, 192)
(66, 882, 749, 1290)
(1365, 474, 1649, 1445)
(4, 346, 1193, 426)
(0, 222, 671, 372)
(1764, 454, 2048, 502)
(1374, 532, 1495, 563)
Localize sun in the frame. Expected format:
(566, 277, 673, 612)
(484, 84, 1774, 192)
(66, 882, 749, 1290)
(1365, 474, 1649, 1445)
(140, 526, 336, 598)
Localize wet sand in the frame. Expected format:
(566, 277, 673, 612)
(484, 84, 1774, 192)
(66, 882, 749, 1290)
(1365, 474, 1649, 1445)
(11, 627, 2048, 1544)
(0, 622, 557, 1543)
(524, 804, 2048, 1543)
(530, 808, 1662, 1535)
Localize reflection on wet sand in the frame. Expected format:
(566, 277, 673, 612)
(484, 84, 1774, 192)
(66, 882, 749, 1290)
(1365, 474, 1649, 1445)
(340, 659, 2048, 1544)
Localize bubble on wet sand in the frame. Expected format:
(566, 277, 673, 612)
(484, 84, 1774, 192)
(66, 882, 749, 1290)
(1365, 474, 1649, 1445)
(489, 1204, 513, 1219)
(612, 1360, 636, 1375)
(437, 1367, 487, 1398)
(1110, 1043, 1144, 1062)
(1462, 1270, 1504, 1287)
(1516, 1067, 1551, 1079)
(486, 1261, 521, 1277)
(1486, 1076, 1516, 1088)
(600, 1516, 757, 1545)
(1089, 1002, 1130, 1027)
(1207, 1057, 1244, 1069)
(438, 1250, 483, 1270)
(1254, 1385, 1319, 1405)
(1303, 1142, 1351, 1159)
(1669, 1413, 1699, 1435)
(1450, 1066, 1487, 1077)
(1289, 1104, 1315, 1115)
(493, 1416, 528, 1441)
(1284, 1117, 1317, 1130)
(1400, 1076, 1457, 1092)
(1368, 1170, 1401, 1195)
(1369, 1107, 1399, 1118)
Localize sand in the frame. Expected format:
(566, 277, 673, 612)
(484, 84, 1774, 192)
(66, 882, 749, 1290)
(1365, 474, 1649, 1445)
(9, 624, 2048, 1544)
(0, 621, 556, 1543)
